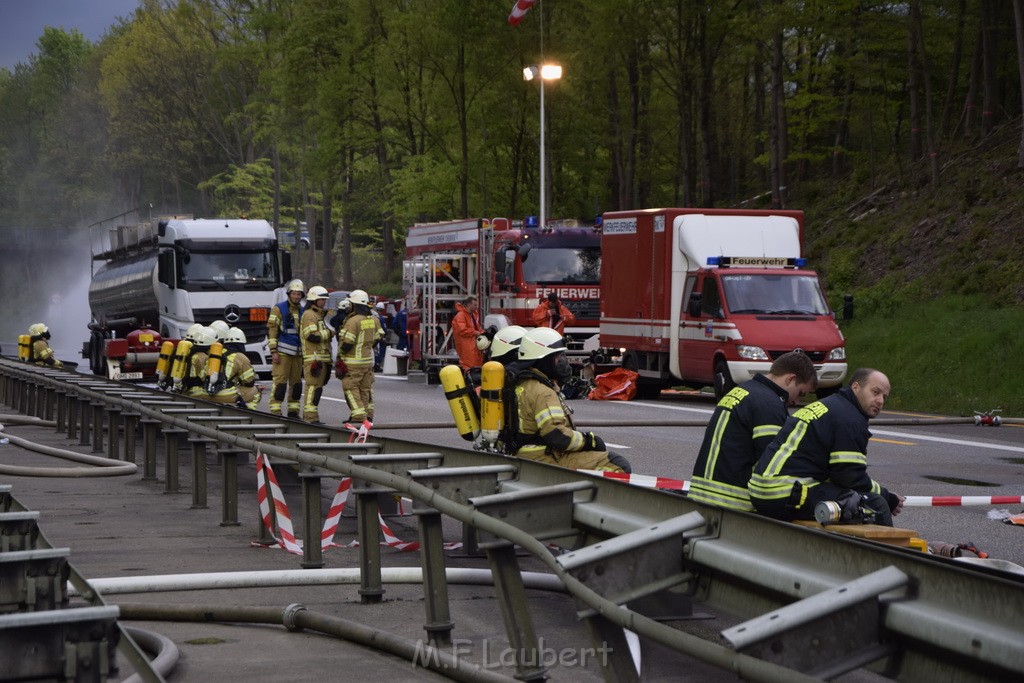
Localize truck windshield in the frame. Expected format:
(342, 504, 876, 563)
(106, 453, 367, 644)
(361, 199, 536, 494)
(179, 250, 281, 290)
(720, 273, 830, 315)
(521, 247, 601, 285)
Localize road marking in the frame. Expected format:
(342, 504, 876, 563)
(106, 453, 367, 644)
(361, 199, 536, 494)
(606, 443, 631, 450)
(871, 437, 916, 446)
(631, 401, 713, 415)
(872, 429, 1024, 454)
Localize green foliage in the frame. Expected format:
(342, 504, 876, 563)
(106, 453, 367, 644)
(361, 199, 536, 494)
(842, 295, 1024, 415)
(198, 159, 275, 218)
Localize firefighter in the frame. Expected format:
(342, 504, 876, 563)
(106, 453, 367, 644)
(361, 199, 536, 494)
(531, 292, 576, 335)
(748, 368, 905, 526)
(267, 279, 305, 417)
(336, 289, 383, 426)
(300, 285, 333, 424)
(208, 327, 260, 409)
(182, 326, 216, 398)
(209, 319, 231, 343)
(509, 327, 630, 473)
(689, 351, 818, 511)
(452, 295, 485, 369)
(487, 325, 527, 366)
(27, 323, 63, 368)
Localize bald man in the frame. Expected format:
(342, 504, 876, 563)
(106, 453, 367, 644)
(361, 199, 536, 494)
(748, 367, 904, 526)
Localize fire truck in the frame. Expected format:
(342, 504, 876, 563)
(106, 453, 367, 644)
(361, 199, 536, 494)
(595, 207, 847, 399)
(403, 217, 601, 378)
(83, 216, 291, 381)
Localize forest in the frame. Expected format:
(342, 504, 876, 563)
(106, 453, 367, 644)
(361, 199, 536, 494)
(1, 0, 1023, 297)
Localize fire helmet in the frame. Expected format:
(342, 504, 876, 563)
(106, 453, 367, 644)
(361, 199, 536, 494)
(306, 285, 329, 302)
(518, 327, 566, 361)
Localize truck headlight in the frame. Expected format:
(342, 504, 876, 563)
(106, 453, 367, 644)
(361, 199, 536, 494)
(826, 347, 846, 361)
(737, 345, 769, 361)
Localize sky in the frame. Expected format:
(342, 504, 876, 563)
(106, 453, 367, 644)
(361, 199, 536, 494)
(0, 0, 140, 72)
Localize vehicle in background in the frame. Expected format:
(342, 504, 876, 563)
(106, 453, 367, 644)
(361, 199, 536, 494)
(595, 208, 846, 399)
(84, 215, 291, 380)
(403, 216, 601, 379)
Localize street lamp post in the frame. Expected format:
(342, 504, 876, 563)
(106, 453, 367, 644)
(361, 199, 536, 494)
(523, 64, 562, 229)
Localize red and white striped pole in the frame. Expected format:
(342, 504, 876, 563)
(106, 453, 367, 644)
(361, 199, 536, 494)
(508, 0, 537, 26)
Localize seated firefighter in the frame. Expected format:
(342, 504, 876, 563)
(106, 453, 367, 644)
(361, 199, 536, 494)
(507, 327, 630, 473)
(28, 323, 63, 368)
(207, 327, 261, 409)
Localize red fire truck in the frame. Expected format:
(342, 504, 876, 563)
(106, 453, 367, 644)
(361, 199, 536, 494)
(595, 208, 847, 399)
(404, 217, 601, 378)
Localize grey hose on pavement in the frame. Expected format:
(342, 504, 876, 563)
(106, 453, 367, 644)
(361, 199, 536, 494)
(116, 603, 517, 683)
(0, 423, 137, 477)
(121, 626, 179, 683)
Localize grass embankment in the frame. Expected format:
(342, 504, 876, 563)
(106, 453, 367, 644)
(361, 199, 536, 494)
(837, 294, 1024, 416)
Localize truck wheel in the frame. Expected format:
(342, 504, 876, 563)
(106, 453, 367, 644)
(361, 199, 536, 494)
(90, 332, 108, 377)
(623, 352, 662, 400)
(714, 360, 735, 400)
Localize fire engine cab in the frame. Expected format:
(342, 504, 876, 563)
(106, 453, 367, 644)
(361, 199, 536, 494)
(403, 216, 601, 378)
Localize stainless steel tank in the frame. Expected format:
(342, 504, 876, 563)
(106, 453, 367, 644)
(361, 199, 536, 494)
(88, 252, 161, 331)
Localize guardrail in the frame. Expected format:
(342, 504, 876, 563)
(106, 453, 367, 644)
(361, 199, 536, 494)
(2, 357, 1023, 682)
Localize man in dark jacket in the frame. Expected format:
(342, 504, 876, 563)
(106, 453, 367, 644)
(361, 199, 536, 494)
(689, 351, 817, 511)
(748, 367, 904, 525)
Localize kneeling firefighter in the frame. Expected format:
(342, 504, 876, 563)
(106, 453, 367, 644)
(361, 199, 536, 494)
(207, 327, 260, 409)
(28, 323, 63, 368)
(182, 326, 216, 398)
(509, 328, 631, 473)
(301, 286, 333, 423)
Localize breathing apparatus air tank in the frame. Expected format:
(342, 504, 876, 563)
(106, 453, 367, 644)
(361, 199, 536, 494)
(155, 340, 176, 386)
(440, 364, 480, 442)
(169, 339, 193, 391)
(205, 341, 225, 393)
(17, 335, 30, 361)
(479, 361, 505, 448)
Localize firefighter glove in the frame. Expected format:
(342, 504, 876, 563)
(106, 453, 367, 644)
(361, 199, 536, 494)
(583, 432, 606, 452)
(335, 359, 348, 379)
(310, 360, 322, 377)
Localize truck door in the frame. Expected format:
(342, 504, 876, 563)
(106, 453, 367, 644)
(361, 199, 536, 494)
(679, 273, 719, 384)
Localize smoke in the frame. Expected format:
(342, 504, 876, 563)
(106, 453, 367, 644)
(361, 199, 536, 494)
(0, 227, 93, 364)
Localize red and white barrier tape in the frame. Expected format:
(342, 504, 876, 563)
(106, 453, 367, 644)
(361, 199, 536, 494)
(581, 469, 690, 492)
(256, 456, 432, 553)
(904, 495, 1024, 507)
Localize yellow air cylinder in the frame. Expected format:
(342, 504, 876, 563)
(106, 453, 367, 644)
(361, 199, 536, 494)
(205, 342, 225, 392)
(440, 364, 480, 441)
(17, 335, 30, 361)
(480, 361, 505, 446)
(155, 341, 176, 384)
(169, 339, 193, 390)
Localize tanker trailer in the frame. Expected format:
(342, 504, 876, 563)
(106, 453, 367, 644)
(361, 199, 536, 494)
(83, 216, 291, 380)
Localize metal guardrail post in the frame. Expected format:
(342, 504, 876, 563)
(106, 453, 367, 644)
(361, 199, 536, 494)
(54, 389, 67, 432)
(218, 448, 246, 527)
(77, 397, 91, 447)
(122, 413, 138, 464)
(105, 407, 121, 460)
(299, 468, 324, 569)
(355, 489, 384, 603)
(415, 509, 452, 646)
(485, 544, 548, 682)
(189, 438, 212, 510)
(163, 428, 186, 493)
(66, 394, 78, 440)
(90, 402, 105, 454)
(140, 419, 160, 480)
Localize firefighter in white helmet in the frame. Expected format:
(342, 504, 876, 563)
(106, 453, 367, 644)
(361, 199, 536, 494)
(208, 319, 231, 343)
(28, 323, 63, 368)
(208, 327, 261, 409)
(300, 286, 333, 423)
(267, 278, 305, 417)
(335, 289, 383, 426)
(181, 326, 216, 398)
(509, 328, 630, 473)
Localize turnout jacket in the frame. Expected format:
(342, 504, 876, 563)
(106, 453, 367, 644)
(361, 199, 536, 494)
(689, 373, 789, 511)
(31, 339, 63, 368)
(337, 311, 383, 366)
(268, 299, 303, 356)
(300, 304, 332, 363)
(514, 369, 591, 456)
(749, 387, 897, 510)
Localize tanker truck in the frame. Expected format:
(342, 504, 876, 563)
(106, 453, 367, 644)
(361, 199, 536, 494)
(83, 216, 291, 380)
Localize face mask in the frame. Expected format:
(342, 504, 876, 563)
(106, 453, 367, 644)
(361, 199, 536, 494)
(43, 331, 51, 340)
(552, 354, 572, 383)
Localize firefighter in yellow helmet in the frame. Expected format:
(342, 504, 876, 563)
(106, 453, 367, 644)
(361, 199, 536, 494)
(336, 289, 383, 426)
(300, 286, 333, 423)
(28, 323, 63, 368)
(208, 327, 261, 409)
(510, 328, 630, 473)
(267, 279, 305, 417)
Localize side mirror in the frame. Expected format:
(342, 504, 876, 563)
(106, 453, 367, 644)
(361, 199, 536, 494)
(494, 250, 507, 284)
(518, 242, 532, 262)
(687, 291, 702, 318)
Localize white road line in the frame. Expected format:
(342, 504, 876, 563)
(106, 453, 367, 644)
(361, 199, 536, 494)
(629, 401, 714, 415)
(871, 429, 1024, 454)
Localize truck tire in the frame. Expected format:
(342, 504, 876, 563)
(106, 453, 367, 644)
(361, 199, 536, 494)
(89, 332, 108, 377)
(714, 360, 735, 400)
(623, 352, 662, 400)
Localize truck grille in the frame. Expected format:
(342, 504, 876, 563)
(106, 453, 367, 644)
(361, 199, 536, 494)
(193, 309, 268, 344)
(768, 349, 826, 362)
(563, 299, 600, 321)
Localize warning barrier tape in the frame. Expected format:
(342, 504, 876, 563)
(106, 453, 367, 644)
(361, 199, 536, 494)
(903, 495, 1024, 507)
(581, 469, 689, 492)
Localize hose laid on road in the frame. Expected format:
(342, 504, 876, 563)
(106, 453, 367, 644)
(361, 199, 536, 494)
(116, 602, 518, 683)
(121, 625, 180, 683)
(70, 567, 565, 597)
(0, 423, 137, 477)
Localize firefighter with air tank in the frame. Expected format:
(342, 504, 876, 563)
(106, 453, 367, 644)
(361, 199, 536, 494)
(25, 323, 63, 368)
(267, 279, 305, 417)
(300, 286, 333, 424)
(207, 327, 261, 409)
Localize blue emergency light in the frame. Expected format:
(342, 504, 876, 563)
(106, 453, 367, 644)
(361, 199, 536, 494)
(707, 256, 721, 266)
(524, 215, 539, 228)
(795, 257, 807, 267)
